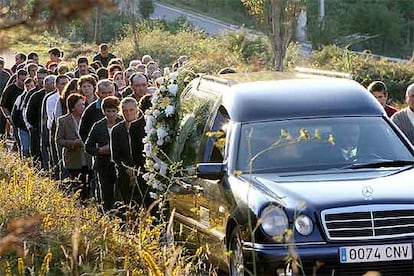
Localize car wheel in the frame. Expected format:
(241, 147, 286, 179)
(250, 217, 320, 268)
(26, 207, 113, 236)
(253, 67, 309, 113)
(228, 227, 244, 276)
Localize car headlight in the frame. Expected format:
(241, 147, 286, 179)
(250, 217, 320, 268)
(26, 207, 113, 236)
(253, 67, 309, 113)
(260, 205, 288, 237)
(294, 215, 313, 236)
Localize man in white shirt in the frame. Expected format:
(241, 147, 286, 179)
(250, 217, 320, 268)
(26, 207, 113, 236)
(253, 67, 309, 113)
(46, 75, 68, 130)
(391, 84, 414, 145)
(45, 75, 68, 178)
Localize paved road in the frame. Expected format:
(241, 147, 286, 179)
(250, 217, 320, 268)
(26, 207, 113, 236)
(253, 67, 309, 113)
(152, 1, 240, 35)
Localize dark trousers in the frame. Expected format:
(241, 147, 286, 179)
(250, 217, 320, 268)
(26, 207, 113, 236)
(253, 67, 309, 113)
(0, 113, 6, 135)
(117, 168, 153, 208)
(29, 127, 40, 161)
(96, 165, 117, 211)
(68, 166, 92, 200)
(40, 129, 50, 170)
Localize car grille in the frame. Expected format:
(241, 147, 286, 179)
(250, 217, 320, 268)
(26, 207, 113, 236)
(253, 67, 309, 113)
(321, 205, 414, 240)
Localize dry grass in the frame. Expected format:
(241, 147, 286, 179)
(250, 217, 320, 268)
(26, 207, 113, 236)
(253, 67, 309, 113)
(0, 143, 201, 275)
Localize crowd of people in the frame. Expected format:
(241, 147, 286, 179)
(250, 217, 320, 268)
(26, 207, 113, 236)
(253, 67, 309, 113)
(0, 43, 189, 212)
(0, 43, 414, 214)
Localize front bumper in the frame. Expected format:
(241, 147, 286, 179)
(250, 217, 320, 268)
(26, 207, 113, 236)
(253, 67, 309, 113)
(243, 240, 414, 276)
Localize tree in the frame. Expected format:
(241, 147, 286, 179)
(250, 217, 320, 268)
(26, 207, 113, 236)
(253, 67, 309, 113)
(139, 0, 154, 19)
(241, 0, 304, 71)
(117, 0, 140, 51)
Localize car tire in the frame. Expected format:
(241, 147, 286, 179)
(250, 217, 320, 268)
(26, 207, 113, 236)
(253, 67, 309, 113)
(228, 227, 244, 276)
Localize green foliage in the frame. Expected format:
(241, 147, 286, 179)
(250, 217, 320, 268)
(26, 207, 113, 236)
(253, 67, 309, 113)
(310, 45, 414, 103)
(223, 31, 272, 66)
(159, 16, 195, 34)
(139, 0, 155, 19)
(67, 12, 129, 43)
(307, 0, 414, 58)
(113, 22, 249, 74)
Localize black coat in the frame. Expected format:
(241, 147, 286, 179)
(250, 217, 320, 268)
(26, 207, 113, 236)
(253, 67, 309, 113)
(110, 118, 145, 170)
(85, 117, 122, 172)
(24, 87, 43, 129)
(0, 83, 23, 113)
(110, 116, 149, 204)
(79, 99, 104, 142)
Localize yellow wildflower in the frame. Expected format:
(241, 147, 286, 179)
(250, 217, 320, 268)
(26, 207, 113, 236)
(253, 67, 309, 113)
(314, 129, 321, 140)
(328, 134, 335, 145)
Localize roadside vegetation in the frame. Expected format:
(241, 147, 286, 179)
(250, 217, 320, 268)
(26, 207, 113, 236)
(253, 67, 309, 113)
(0, 143, 206, 275)
(159, 0, 414, 59)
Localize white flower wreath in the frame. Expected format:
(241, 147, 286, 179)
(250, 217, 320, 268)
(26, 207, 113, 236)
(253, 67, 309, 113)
(143, 77, 180, 199)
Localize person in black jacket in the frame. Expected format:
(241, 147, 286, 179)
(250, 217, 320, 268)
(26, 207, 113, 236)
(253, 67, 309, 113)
(26, 75, 56, 168)
(79, 79, 115, 142)
(110, 97, 149, 207)
(93, 44, 117, 68)
(85, 96, 122, 210)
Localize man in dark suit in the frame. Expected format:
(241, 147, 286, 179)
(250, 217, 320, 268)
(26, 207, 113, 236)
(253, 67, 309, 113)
(28, 75, 56, 169)
(79, 79, 116, 199)
(110, 97, 149, 207)
(85, 96, 122, 210)
(79, 79, 116, 142)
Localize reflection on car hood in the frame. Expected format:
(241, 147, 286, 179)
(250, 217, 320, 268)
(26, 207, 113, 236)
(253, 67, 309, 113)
(248, 168, 414, 209)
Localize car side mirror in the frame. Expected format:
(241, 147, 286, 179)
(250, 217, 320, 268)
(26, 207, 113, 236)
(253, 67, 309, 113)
(196, 163, 225, 180)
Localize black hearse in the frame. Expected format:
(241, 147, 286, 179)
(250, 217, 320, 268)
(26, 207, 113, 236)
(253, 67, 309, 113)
(170, 71, 414, 276)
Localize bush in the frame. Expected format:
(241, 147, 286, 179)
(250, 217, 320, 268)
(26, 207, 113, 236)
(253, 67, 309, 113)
(310, 45, 414, 103)
(113, 23, 250, 74)
(159, 16, 195, 34)
(139, 0, 155, 19)
(222, 31, 273, 68)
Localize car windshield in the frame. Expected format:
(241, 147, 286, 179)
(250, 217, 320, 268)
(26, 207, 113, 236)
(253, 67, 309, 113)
(237, 117, 414, 173)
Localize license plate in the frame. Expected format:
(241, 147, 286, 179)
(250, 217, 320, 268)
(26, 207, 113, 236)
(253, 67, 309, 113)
(340, 243, 413, 263)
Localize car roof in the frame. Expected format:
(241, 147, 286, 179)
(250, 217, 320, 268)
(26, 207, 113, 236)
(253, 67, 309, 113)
(194, 76, 385, 122)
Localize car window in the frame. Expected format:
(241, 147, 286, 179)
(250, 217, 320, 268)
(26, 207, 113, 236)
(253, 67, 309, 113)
(179, 89, 217, 167)
(202, 107, 230, 163)
(237, 117, 414, 173)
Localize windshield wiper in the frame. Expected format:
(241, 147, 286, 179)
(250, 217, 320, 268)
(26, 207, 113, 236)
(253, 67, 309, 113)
(342, 160, 414, 169)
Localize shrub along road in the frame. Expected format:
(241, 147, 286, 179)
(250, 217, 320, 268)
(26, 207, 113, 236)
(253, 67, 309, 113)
(152, 1, 241, 35)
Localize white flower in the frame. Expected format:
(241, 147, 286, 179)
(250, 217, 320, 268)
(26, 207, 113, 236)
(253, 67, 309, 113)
(153, 162, 160, 171)
(153, 109, 161, 118)
(160, 85, 167, 93)
(160, 163, 168, 176)
(149, 192, 158, 199)
(144, 124, 152, 133)
(152, 181, 164, 191)
(143, 143, 152, 156)
(145, 109, 151, 115)
(156, 139, 164, 146)
(167, 84, 179, 96)
(143, 172, 151, 181)
(142, 137, 148, 143)
(156, 127, 168, 140)
(165, 105, 175, 117)
(151, 95, 158, 105)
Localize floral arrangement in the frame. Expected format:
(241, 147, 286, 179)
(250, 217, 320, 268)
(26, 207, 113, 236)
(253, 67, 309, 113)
(143, 77, 180, 200)
(143, 69, 198, 201)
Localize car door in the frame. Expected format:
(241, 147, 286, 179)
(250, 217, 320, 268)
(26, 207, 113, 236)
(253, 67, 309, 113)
(169, 85, 217, 245)
(195, 106, 232, 262)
